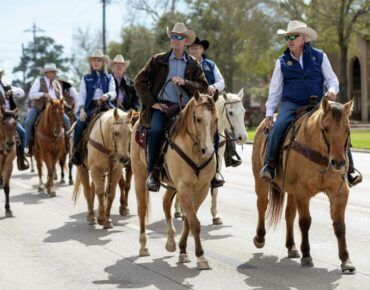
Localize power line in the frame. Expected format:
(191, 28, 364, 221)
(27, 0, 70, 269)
(24, 22, 45, 62)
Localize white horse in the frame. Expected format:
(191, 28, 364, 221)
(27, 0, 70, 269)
(174, 89, 248, 224)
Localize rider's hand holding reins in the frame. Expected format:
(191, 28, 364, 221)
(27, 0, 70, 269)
(152, 103, 168, 112)
(207, 85, 217, 95)
(265, 116, 273, 129)
(100, 94, 109, 102)
(44, 92, 51, 99)
(79, 109, 87, 122)
(326, 91, 336, 101)
(172, 76, 185, 86)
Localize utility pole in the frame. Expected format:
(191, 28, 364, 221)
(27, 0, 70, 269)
(21, 43, 26, 87)
(101, 0, 111, 54)
(24, 22, 44, 62)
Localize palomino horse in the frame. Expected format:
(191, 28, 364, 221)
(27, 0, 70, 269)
(73, 108, 132, 229)
(252, 97, 356, 272)
(131, 91, 218, 270)
(174, 89, 248, 224)
(0, 107, 17, 217)
(34, 99, 65, 197)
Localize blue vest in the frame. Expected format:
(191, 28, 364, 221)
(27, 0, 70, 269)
(83, 71, 112, 113)
(280, 43, 324, 105)
(202, 58, 216, 85)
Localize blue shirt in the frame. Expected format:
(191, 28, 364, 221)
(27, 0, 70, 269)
(158, 51, 188, 104)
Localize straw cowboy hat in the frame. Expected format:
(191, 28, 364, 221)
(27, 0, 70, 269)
(110, 55, 130, 69)
(88, 49, 110, 64)
(189, 37, 210, 50)
(58, 74, 74, 85)
(43, 63, 58, 73)
(166, 22, 196, 45)
(277, 20, 318, 42)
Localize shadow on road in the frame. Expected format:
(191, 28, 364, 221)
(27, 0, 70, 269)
(237, 253, 343, 289)
(10, 191, 49, 205)
(93, 255, 200, 289)
(43, 212, 126, 247)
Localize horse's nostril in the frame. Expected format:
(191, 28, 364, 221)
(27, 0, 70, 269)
(6, 141, 14, 147)
(238, 136, 242, 141)
(201, 148, 206, 155)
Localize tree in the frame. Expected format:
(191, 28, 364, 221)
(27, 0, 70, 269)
(13, 36, 70, 90)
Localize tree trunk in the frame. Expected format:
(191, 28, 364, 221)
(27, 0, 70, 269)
(338, 44, 348, 103)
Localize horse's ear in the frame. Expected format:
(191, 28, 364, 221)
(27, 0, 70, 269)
(237, 88, 244, 100)
(222, 91, 228, 101)
(194, 90, 200, 101)
(126, 109, 133, 123)
(321, 96, 330, 115)
(212, 90, 219, 102)
(343, 99, 353, 116)
(113, 108, 119, 120)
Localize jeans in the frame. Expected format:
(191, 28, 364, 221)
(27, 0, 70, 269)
(16, 122, 26, 152)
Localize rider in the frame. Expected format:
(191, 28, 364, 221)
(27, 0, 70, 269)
(0, 69, 29, 170)
(110, 55, 140, 112)
(25, 63, 71, 156)
(134, 22, 208, 192)
(71, 49, 116, 165)
(58, 74, 79, 116)
(260, 20, 362, 187)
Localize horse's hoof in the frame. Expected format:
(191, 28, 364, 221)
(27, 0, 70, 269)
(139, 248, 150, 257)
(5, 210, 13, 218)
(341, 259, 356, 273)
(38, 186, 45, 192)
(197, 256, 211, 270)
(53, 175, 58, 181)
(174, 212, 182, 219)
(69, 179, 74, 185)
(60, 179, 65, 184)
(119, 206, 130, 216)
(31, 169, 35, 173)
(288, 249, 301, 258)
(88, 218, 97, 225)
(301, 257, 314, 267)
(97, 218, 105, 226)
(253, 236, 265, 249)
(48, 191, 56, 198)
(179, 253, 191, 263)
(212, 217, 223, 225)
(165, 240, 176, 252)
(103, 220, 113, 229)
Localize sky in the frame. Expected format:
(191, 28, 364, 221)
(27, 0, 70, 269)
(0, 0, 132, 84)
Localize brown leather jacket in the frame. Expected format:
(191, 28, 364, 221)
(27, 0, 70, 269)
(134, 50, 208, 127)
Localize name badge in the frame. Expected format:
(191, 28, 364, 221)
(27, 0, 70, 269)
(287, 60, 293, 66)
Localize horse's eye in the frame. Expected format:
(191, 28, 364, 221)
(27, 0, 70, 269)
(229, 111, 233, 116)
(114, 132, 119, 136)
(196, 118, 201, 123)
(323, 126, 329, 133)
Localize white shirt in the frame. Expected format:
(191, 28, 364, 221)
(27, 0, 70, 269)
(201, 58, 225, 91)
(265, 51, 339, 117)
(67, 87, 79, 113)
(78, 74, 116, 109)
(29, 76, 58, 100)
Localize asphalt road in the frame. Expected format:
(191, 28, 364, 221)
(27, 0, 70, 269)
(0, 145, 369, 290)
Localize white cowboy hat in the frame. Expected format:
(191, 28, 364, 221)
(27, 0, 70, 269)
(166, 22, 196, 45)
(110, 55, 130, 69)
(58, 74, 74, 85)
(43, 63, 58, 73)
(88, 49, 110, 64)
(277, 20, 318, 42)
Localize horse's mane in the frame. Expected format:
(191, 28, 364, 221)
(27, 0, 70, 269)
(172, 98, 196, 138)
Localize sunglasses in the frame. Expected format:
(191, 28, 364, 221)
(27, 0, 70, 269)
(285, 34, 301, 41)
(170, 34, 185, 41)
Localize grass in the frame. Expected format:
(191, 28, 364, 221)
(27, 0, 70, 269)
(246, 128, 370, 150)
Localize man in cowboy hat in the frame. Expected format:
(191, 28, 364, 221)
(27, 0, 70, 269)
(25, 63, 71, 156)
(71, 49, 116, 165)
(190, 37, 241, 172)
(0, 69, 29, 170)
(260, 20, 362, 187)
(58, 74, 79, 114)
(135, 22, 208, 191)
(111, 55, 139, 111)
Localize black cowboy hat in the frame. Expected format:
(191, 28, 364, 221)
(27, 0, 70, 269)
(189, 37, 209, 50)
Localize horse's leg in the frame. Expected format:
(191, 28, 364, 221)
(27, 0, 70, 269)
(78, 166, 95, 224)
(163, 188, 177, 252)
(296, 196, 314, 267)
(253, 178, 269, 248)
(45, 153, 56, 197)
(3, 161, 13, 217)
(34, 150, 44, 192)
(91, 169, 106, 226)
(174, 194, 182, 219)
(285, 194, 300, 258)
(104, 168, 122, 229)
(118, 175, 128, 216)
(30, 156, 35, 173)
(178, 216, 191, 263)
(59, 155, 66, 184)
(211, 187, 222, 225)
(328, 188, 355, 272)
(123, 164, 133, 215)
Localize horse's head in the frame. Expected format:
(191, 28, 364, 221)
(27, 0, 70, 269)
(193, 90, 219, 158)
(112, 108, 132, 165)
(0, 107, 18, 151)
(47, 99, 65, 138)
(320, 97, 353, 172)
(218, 89, 248, 144)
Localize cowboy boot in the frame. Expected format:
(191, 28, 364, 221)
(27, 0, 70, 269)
(224, 138, 242, 167)
(347, 165, 362, 188)
(210, 153, 225, 188)
(146, 167, 161, 192)
(25, 138, 34, 157)
(16, 144, 30, 171)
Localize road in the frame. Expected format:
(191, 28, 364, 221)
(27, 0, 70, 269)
(0, 145, 369, 290)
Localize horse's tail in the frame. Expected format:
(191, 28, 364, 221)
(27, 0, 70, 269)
(72, 169, 81, 203)
(266, 185, 285, 228)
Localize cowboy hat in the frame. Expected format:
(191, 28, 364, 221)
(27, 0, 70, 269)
(189, 37, 209, 50)
(43, 63, 58, 73)
(0, 68, 4, 77)
(110, 55, 130, 69)
(58, 74, 74, 85)
(166, 22, 196, 45)
(88, 49, 110, 64)
(277, 20, 318, 42)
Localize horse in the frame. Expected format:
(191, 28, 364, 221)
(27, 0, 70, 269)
(72, 108, 132, 229)
(174, 89, 248, 225)
(0, 107, 18, 217)
(33, 99, 65, 197)
(131, 91, 218, 270)
(251, 96, 356, 273)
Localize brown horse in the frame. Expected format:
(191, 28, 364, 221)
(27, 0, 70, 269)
(73, 108, 132, 229)
(252, 97, 356, 272)
(0, 107, 17, 217)
(130, 91, 218, 270)
(33, 99, 65, 197)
